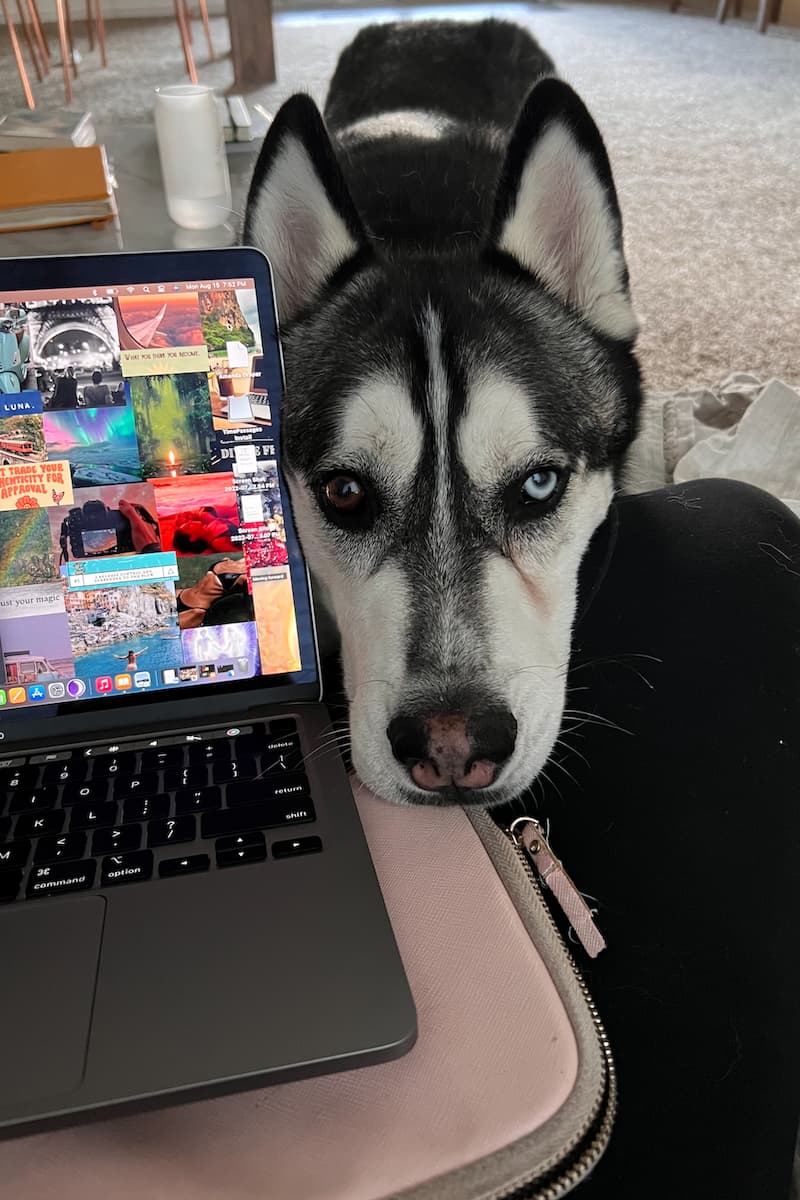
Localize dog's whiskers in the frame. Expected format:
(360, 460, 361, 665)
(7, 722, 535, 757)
(505, 660, 568, 685)
(562, 708, 634, 737)
(553, 734, 591, 772)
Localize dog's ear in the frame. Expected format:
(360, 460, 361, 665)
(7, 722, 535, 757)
(244, 94, 367, 322)
(488, 78, 637, 342)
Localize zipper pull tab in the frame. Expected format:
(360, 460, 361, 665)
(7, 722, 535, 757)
(510, 817, 607, 958)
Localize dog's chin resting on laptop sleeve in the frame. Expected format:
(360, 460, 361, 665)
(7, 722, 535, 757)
(244, 18, 643, 812)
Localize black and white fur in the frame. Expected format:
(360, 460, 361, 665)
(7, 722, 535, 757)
(244, 19, 642, 807)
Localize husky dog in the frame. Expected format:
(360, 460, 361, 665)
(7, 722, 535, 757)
(244, 19, 642, 807)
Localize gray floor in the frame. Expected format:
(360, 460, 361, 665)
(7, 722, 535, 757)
(2, 2, 799, 390)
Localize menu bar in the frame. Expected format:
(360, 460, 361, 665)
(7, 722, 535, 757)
(0, 279, 255, 303)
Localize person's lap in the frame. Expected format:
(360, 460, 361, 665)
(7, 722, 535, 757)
(322, 477, 800, 1196)
(495, 479, 800, 1198)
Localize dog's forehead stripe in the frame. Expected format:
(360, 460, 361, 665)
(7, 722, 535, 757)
(404, 305, 485, 683)
(338, 109, 456, 143)
(422, 307, 453, 538)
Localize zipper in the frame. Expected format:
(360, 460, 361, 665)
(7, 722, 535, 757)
(509, 817, 606, 959)
(486, 822, 617, 1200)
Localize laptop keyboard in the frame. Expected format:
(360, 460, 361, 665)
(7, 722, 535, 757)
(0, 720, 321, 904)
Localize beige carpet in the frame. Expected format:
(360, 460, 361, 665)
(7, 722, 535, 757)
(3, 2, 799, 391)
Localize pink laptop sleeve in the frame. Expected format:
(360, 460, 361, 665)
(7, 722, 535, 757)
(0, 785, 615, 1199)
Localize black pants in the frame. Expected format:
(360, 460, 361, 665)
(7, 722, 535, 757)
(495, 480, 800, 1199)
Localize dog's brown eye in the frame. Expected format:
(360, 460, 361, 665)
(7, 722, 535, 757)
(324, 474, 365, 512)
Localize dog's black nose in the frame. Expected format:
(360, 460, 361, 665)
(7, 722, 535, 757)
(387, 708, 517, 792)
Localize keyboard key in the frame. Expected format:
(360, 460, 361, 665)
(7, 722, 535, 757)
(92, 825, 142, 855)
(215, 831, 264, 854)
(159, 854, 210, 878)
(0, 817, 10, 840)
(211, 757, 259, 785)
(15, 810, 65, 839)
(41, 760, 88, 786)
(163, 765, 208, 791)
(175, 786, 221, 815)
(201, 795, 316, 839)
(147, 816, 195, 847)
(272, 836, 323, 859)
(34, 834, 86, 864)
(0, 841, 31, 869)
(101, 850, 153, 887)
(8, 786, 58, 814)
(227, 774, 310, 808)
(269, 775, 312, 800)
(216, 836, 267, 868)
(112, 773, 160, 799)
(140, 745, 184, 771)
(263, 733, 301, 756)
(27, 859, 95, 898)
(69, 801, 118, 831)
(63, 780, 107, 806)
(30, 750, 72, 765)
(260, 734, 303, 774)
(90, 752, 137, 777)
(0, 869, 22, 903)
(186, 740, 231, 765)
(1, 765, 38, 790)
(122, 794, 170, 823)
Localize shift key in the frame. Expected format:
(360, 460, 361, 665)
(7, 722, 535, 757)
(202, 795, 315, 838)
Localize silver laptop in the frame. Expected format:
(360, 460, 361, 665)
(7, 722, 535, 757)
(0, 249, 415, 1137)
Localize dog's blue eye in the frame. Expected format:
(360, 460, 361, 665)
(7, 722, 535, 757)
(521, 469, 560, 504)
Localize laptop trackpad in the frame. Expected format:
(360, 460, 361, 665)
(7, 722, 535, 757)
(0, 897, 106, 1108)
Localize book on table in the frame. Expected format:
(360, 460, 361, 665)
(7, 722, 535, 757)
(0, 144, 116, 233)
(0, 108, 96, 151)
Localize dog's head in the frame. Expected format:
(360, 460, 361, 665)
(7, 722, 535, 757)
(245, 79, 641, 807)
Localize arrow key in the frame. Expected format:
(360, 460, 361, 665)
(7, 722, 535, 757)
(159, 854, 210, 879)
(216, 831, 266, 868)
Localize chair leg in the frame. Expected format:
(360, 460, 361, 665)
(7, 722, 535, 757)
(182, 0, 193, 42)
(174, 0, 197, 83)
(86, 0, 93, 48)
(54, 0, 72, 102)
(198, 0, 214, 60)
(16, 0, 44, 79)
(95, 0, 106, 66)
(716, 0, 732, 21)
(2, 0, 36, 108)
(27, 0, 49, 69)
(64, 0, 78, 75)
(772, 0, 782, 22)
(755, 0, 770, 30)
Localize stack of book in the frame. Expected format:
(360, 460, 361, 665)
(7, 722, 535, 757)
(0, 108, 96, 151)
(0, 144, 117, 233)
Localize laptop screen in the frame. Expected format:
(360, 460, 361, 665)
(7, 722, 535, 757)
(0, 268, 317, 719)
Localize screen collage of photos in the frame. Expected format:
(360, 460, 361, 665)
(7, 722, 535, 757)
(0, 277, 301, 709)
